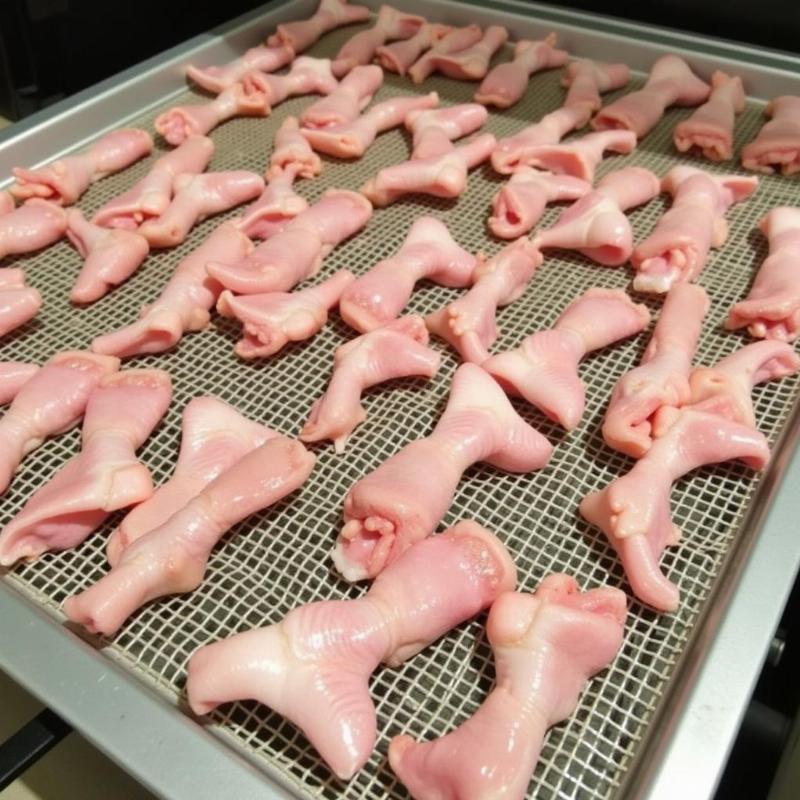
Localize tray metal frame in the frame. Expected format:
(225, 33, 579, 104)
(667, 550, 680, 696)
(1, 2, 800, 799)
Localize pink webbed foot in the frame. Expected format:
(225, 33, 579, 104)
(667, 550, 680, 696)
(188, 520, 515, 779)
(64, 437, 316, 635)
(583, 409, 771, 611)
(334, 364, 552, 581)
(0, 369, 171, 566)
(66, 209, 150, 303)
(489, 170, 591, 239)
(300, 316, 440, 452)
(426, 238, 542, 363)
(216, 269, 355, 359)
(390, 574, 626, 800)
(106, 397, 279, 566)
(725, 207, 800, 341)
(339, 216, 478, 333)
(580, 465, 682, 612)
(485, 288, 649, 429)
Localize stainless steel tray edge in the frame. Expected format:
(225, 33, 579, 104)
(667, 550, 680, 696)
(0, 0, 318, 173)
(399, 0, 800, 98)
(0, 579, 296, 800)
(624, 399, 800, 799)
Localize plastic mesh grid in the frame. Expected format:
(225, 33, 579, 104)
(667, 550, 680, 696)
(2, 19, 800, 800)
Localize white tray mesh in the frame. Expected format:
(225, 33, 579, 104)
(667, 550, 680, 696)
(2, 21, 800, 800)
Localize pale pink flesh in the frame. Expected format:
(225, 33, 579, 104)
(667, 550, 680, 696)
(340, 216, 477, 333)
(106, 396, 280, 566)
(408, 24, 484, 84)
(207, 190, 372, 295)
(726, 207, 800, 341)
(216, 269, 355, 358)
(562, 59, 631, 113)
(390, 575, 626, 800)
(63, 437, 315, 636)
(407, 103, 488, 160)
(301, 92, 439, 158)
(421, 25, 508, 81)
(185, 520, 517, 779)
(489, 169, 591, 238)
(269, 117, 322, 180)
(632, 165, 759, 293)
(686, 340, 799, 430)
(475, 33, 569, 108)
(427, 237, 542, 363)
(268, 0, 371, 54)
(603, 283, 709, 458)
(0, 370, 172, 566)
(185, 43, 294, 94)
(741, 95, 800, 175)
(155, 84, 269, 147)
(490, 105, 592, 174)
(242, 56, 338, 108)
(138, 171, 264, 248)
(0, 192, 15, 216)
(331, 5, 425, 77)
(235, 166, 308, 240)
(0, 268, 41, 337)
(0, 351, 120, 495)
(300, 65, 383, 129)
(581, 407, 770, 612)
(92, 136, 215, 229)
(0, 269, 26, 290)
(10, 129, 153, 205)
(361, 132, 496, 207)
(335, 363, 552, 581)
(376, 23, 449, 76)
(673, 71, 745, 161)
(66, 209, 149, 303)
(91, 221, 253, 358)
(592, 55, 711, 138)
(485, 288, 650, 429)
(0, 362, 39, 406)
(517, 128, 637, 182)
(534, 166, 660, 266)
(301, 316, 441, 451)
(0, 200, 67, 260)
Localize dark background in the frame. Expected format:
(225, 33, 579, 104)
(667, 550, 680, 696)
(1, 0, 799, 121)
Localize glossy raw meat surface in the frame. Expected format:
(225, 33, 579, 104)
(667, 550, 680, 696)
(10, 130, 153, 205)
(484, 288, 650, 429)
(186, 521, 517, 779)
(63, 435, 315, 636)
(0, 268, 42, 337)
(603, 283, 709, 458)
(334, 363, 552, 580)
(0, 369, 172, 566)
(475, 34, 568, 109)
(300, 316, 441, 451)
(391, 574, 626, 800)
(632, 166, 758, 292)
(0, 351, 119, 495)
(742, 95, 800, 176)
(726, 206, 800, 341)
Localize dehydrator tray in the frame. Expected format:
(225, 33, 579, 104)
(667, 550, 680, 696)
(2, 2, 800, 799)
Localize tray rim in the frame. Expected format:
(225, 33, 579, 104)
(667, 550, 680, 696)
(1, 1, 799, 799)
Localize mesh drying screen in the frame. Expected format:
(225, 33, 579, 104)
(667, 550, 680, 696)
(2, 19, 800, 800)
